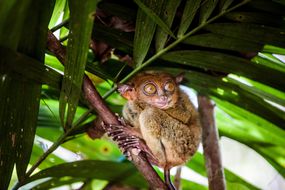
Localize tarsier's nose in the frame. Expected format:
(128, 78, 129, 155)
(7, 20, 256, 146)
(160, 95, 167, 101)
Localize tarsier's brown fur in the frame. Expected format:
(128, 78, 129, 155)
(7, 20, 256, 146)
(119, 71, 201, 185)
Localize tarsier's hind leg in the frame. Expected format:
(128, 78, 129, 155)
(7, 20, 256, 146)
(101, 119, 157, 162)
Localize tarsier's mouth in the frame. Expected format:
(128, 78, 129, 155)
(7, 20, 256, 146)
(154, 100, 172, 109)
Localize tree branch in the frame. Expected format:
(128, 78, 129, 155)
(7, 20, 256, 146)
(47, 30, 167, 190)
(198, 95, 226, 190)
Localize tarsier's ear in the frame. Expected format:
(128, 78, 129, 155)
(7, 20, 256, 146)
(175, 73, 184, 84)
(117, 83, 136, 100)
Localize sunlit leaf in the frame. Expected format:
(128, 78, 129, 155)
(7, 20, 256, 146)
(48, 0, 67, 29)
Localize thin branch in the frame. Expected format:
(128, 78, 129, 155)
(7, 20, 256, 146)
(198, 95, 226, 190)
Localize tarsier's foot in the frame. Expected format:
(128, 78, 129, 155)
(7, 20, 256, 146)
(101, 117, 157, 163)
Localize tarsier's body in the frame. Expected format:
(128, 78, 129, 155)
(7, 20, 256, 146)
(117, 71, 201, 189)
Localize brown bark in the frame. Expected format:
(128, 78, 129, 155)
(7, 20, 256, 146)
(198, 95, 226, 190)
(46, 30, 167, 190)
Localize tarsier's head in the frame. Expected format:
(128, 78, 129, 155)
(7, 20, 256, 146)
(118, 71, 183, 109)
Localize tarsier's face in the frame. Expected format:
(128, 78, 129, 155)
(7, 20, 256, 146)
(137, 74, 179, 109)
(120, 72, 182, 110)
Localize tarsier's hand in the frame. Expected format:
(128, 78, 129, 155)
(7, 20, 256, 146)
(101, 116, 158, 163)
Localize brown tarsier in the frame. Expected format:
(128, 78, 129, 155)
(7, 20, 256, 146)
(104, 71, 201, 190)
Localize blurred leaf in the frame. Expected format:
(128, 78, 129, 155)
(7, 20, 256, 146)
(26, 160, 148, 188)
(183, 33, 263, 52)
(177, 0, 202, 37)
(133, 0, 163, 66)
(199, 0, 218, 24)
(30, 143, 65, 170)
(59, 0, 97, 128)
(205, 23, 285, 48)
(155, 0, 181, 51)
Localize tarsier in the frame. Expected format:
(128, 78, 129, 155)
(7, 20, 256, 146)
(104, 71, 201, 190)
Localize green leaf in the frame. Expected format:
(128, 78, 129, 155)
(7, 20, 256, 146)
(59, 0, 97, 128)
(177, 0, 202, 37)
(224, 12, 284, 27)
(263, 45, 285, 55)
(0, 47, 62, 89)
(253, 53, 285, 72)
(160, 50, 285, 92)
(15, 0, 54, 180)
(215, 100, 285, 146)
(199, 0, 218, 24)
(48, 0, 67, 29)
(219, 0, 234, 11)
(227, 76, 285, 107)
(133, 0, 175, 38)
(0, 0, 32, 49)
(31, 177, 84, 190)
(26, 160, 148, 188)
(183, 33, 263, 52)
(248, 0, 285, 15)
(155, 0, 181, 51)
(0, 0, 54, 187)
(133, 0, 164, 66)
(205, 23, 285, 48)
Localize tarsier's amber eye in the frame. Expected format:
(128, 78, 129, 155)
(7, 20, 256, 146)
(165, 82, 175, 92)
(143, 83, 157, 95)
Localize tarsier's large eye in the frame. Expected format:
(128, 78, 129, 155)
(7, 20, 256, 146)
(143, 83, 157, 95)
(164, 82, 175, 92)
